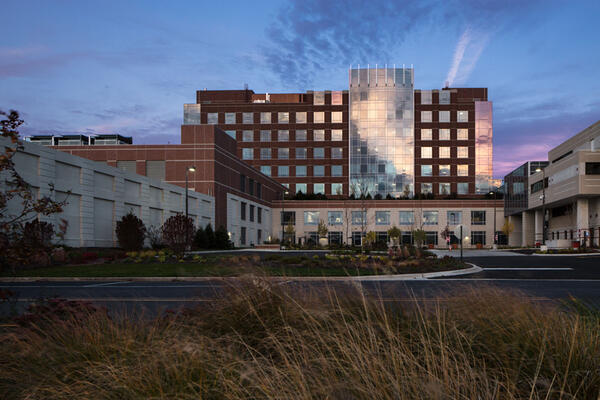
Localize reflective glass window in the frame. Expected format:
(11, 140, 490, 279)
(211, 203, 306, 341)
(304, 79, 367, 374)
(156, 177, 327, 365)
(439, 111, 450, 123)
(421, 165, 432, 176)
(207, 113, 218, 124)
(296, 148, 307, 159)
(296, 183, 307, 193)
(242, 148, 253, 160)
(332, 165, 343, 176)
(421, 129, 432, 140)
(457, 147, 469, 158)
(243, 112, 254, 124)
(314, 183, 325, 194)
(421, 90, 432, 104)
(471, 211, 486, 225)
(457, 165, 469, 176)
(296, 112, 307, 123)
(328, 211, 343, 225)
(260, 166, 271, 176)
(260, 112, 271, 124)
(296, 166, 307, 176)
(225, 113, 236, 124)
(314, 129, 325, 141)
(278, 148, 289, 159)
(421, 147, 432, 158)
(421, 111, 432, 122)
(331, 91, 343, 105)
(313, 91, 325, 105)
(278, 130, 289, 141)
(260, 148, 271, 160)
(278, 112, 289, 123)
(457, 182, 469, 194)
(421, 183, 433, 194)
(439, 91, 450, 104)
(225, 130, 236, 139)
(314, 112, 325, 123)
(376, 211, 390, 225)
(439, 164, 450, 176)
(260, 130, 271, 142)
(439, 183, 451, 195)
(314, 148, 325, 159)
(304, 211, 320, 225)
(332, 111, 343, 123)
(314, 165, 325, 176)
(439, 129, 450, 140)
(447, 211, 462, 225)
(332, 148, 343, 159)
(296, 130, 307, 141)
(242, 130, 253, 142)
(352, 211, 366, 225)
(457, 111, 469, 122)
(278, 166, 289, 177)
(399, 211, 414, 225)
(457, 129, 469, 140)
(332, 183, 343, 195)
(423, 211, 438, 225)
(439, 147, 450, 158)
(332, 129, 343, 141)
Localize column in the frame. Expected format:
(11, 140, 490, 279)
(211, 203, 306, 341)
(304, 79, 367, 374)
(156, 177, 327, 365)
(508, 214, 522, 247)
(576, 198, 589, 246)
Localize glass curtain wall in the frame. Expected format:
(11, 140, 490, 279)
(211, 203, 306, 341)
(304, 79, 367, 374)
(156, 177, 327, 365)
(475, 101, 493, 194)
(349, 67, 414, 197)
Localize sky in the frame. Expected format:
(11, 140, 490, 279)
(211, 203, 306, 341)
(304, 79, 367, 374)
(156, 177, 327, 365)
(1, 0, 599, 178)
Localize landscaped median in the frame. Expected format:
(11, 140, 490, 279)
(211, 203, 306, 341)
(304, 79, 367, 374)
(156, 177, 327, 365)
(2, 250, 470, 278)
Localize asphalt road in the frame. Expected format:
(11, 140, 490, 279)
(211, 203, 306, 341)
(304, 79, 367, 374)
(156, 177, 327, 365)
(1, 253, 599, 316)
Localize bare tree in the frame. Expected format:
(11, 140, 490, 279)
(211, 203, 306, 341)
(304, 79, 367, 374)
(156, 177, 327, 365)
(350, 178, 373, 252)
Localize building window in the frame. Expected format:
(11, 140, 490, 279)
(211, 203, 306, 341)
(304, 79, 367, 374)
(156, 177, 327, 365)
(240, 174, 246, 192)
(328, 231, 343, 245)
(332, 183, 343, 195)
(242, 130, 253, 142)
(425, 231, 438, 246)
(421, 129, 432, 140)
(314, 148, 325, 159)
(438, 147, 450, 158)
(278, 130, 289, 141)
(314, 165, 325, 176)
(399, 211, 414, 225)
(260, 130, 271, 142)
(471, 211, 486, 225)
(296, 112, 307, 123)
(207, 113, 218, 124)
(457, 147, 469, 158)
(375, 211, 390, 225)
(242, 148, 253, 160)
(248, 178, 254, 196)
(296, 130, 307, 141)
(457, 111, 469, 123)
(421, 90, 432, 104)
(243, 112, 254, 124)
(472, 231, 486, 245)
(296, 165, 307, 177)
(304, 211, 320, 225)
(421, 183, 433, 194)
(457, 128, 469, 140)
(421, 165, 432, 176)
(421, 147, 432, 158)
(314, 183, 325, 194)
(332, 129, 343, 141)
(240, 227, 246, 245)
(278, 112, 289, 123)
(225, 113, 236, 124)
(421, 111, 432, 123)
(457, 165, 469, 176)
(457, 182, 469, 194)
(314, 129, 325, 141)
(439, 111, 450, 123)
(296, 183, 307, 193)
(256, 183, 261, 199)
(447, 211, 462, 225)
(278, 148, 289, 159)
(278, 166, 289, 177)
(439, 183, 451, 195)
(240, 202, 246, 220)
(439, 91, 451, 104)
(352, 211, 366, 225)
(352, 231, 366, 246)
(258, 229, 262, 243)
(439, 129, 450, 140)
(296, 148, 307, 159)
(313, 91, 325, 105)
(258, 207, 262, 224)
(281, 211, 296, 226)
(423, 211, 438, 225)
(260, 112, 271, 124)
(332, 111, 343, 123)
(332, 147, 343, 159)
(332, 165, 343, 176)
(439, 164, 450, 176)
(585, 162, 600, 174)
(328, 211, 343, 225)
(314, 112, 325, 123)
(260, 148, 271, 160)
(260, 166, 271, 176)
(249, 205, 255, 222)
(224, 130, 236, 139)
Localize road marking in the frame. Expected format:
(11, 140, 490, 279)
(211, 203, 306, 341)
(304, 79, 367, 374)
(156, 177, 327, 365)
(84, 281, 126, 287)
(482, 268, 573, 271)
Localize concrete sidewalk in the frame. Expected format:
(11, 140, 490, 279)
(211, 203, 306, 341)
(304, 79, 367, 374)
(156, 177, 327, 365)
(430, 249, 522, 257)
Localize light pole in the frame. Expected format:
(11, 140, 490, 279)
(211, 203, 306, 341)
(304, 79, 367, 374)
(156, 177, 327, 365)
(185, 166, 196, 250)
(489, 190, 497, 247)
(535, 167, 546, 245)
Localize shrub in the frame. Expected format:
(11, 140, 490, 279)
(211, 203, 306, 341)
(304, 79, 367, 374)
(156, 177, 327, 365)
(214, 225, 233, 249)
(115, 212, 146, 251)
(146, 225, 165, 249)
(204, 224, 215, 249)
(162, 214, 194, 255)
(193, 226, 208, 249)
(81, 252, 98, 262)
(21, 220, 54, 249)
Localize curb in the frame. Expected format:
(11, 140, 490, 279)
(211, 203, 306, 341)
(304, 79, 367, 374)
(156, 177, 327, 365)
(0, 265, 483, 283)
(531, 252, 600, 257)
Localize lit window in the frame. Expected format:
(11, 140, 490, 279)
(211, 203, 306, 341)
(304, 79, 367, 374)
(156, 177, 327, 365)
(296, 130, 307, 141)
(260, 166, 271, 176)
(278, 148, 289, 159)
(332, 148, 343, 159)
(457, 111, 469, 123)
(296, 183, 307, 193)
(332, 129, 343, 141)
(207, 113, 218, 124)
(296, 166, 307, 177)
(260, 148, 271, 160)
(260, 112, 271, 124)
(457, 165, 469, 176)
(296, 112, 307, 123)
(375, 211, 390, 225)
(421, 147, 432, 158)
(314, 165, 325, 176)
(243, 112, 253, 124)
(278, 166, 289, 177)
(457, 182, 469, 194)
(457, 146, 469, 158)
(421, 165, 432, 176)
(314, 183, 325, 194)
(242, 148, 253, 160)
(304, 211, 320, 225)
(399, 211, 414, 225)
(260, 130, 270, 142)
(225, 113, 236, 124)
(314, 148, 325, 159)
(421, 183, 433, 194)
(421, 129, 432, 140)
(439, 129, 450, 140)
(332, 165, 342, 176)
(421, 111, 432, 123)
(328, 211, 343, 225)
(439, 147, 450, 158)
(295, 148, 307, 159)
(457, 129, 468, 140)
(439, 165, 450, 176)
(314, 112, 325, 123)
(332, 183, 343, 195)
(278, 112, 289, 123)
(331, 111, 343, 123)
(278, 130, 289, 141)
(439, 111, 450, 123)
(242, 130, 253, 142)
(439, 183, 451, 195)
(314, 129, 325, 141)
